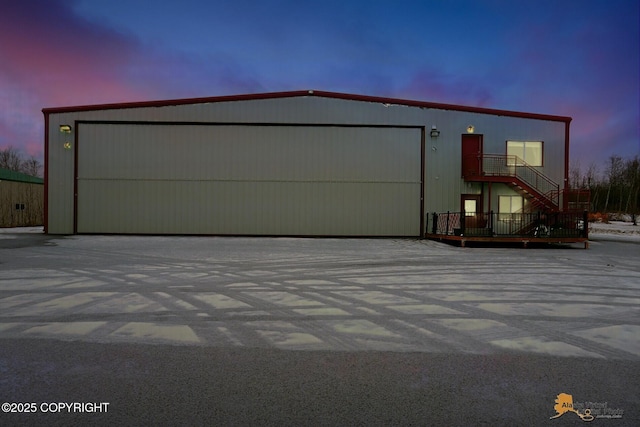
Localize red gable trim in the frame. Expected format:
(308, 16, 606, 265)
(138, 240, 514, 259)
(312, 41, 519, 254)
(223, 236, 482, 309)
(42, 90, 572, 123)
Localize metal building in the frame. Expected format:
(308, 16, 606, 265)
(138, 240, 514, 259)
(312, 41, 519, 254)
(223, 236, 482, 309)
(0, 168, 44, 227)
(43, 90, 582, 239)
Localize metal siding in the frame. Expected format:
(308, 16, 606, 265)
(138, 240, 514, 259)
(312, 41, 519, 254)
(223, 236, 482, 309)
(46, 113, 76, 234)
(0, 180, 44, 227)
(422, 110, 567, 214)
(76, 123, 421, 235)
(46, 95, 569, 234)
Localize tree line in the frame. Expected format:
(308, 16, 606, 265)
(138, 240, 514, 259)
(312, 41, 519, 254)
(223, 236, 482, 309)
(0, 146, 43, 177)
(571, 155, 640, 214)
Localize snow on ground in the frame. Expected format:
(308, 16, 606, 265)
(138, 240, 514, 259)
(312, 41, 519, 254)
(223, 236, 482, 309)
(589, 221, 640, 242)
(1, 223, 640, 241)
(0, 226, 43, 235)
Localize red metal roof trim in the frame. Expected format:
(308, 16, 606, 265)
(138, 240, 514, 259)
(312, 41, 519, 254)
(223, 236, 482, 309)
(42, 89, 572, 123)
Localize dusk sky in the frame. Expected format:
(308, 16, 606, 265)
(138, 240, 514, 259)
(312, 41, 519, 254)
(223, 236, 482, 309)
(1, 0, 638, 172)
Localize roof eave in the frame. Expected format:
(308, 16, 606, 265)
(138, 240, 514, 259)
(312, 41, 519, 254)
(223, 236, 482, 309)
(42, 89, 572, 123)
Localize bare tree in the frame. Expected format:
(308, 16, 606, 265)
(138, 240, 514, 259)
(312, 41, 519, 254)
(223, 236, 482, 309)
(604, 155, 625, 212)
(569, 159, 582, 189)
(0, 146, 23, 171)
(21, 156, 43, 177)
(585, 162, 599, 210)
(0, 147, 43, 177)
(623, 156, 639, 213)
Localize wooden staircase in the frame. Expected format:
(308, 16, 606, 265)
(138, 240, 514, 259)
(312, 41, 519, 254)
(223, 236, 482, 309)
(507, 181, 558, 212)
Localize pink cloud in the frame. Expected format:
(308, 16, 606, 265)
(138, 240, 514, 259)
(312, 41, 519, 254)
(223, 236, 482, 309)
(0, 0, 178, 160)
(0, 0, 269, 162)
(1, 1, 154, 105)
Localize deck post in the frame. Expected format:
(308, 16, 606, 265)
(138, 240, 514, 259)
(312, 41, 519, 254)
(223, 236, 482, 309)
(424, 214, 428, 237)
(445, 211, 450, 236)
(489, 210, 494, 235)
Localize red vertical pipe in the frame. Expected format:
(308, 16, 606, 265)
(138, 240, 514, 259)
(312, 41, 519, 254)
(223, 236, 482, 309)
(564, 119, 572, 210)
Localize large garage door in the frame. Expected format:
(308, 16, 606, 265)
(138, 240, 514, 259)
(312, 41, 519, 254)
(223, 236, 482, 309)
(76, 123, 422, 236)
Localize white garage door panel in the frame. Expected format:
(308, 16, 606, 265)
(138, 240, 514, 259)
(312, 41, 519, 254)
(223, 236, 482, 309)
(77, 124, 422, 235)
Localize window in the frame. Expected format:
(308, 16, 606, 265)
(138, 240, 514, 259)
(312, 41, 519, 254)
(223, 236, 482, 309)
(464, 199, 477, 216)
(506, 141, 543, 166)
(499, 195, 523, 220)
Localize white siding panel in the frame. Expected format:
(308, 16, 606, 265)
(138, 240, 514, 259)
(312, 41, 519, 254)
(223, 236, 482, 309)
(76, 123, 421, 235)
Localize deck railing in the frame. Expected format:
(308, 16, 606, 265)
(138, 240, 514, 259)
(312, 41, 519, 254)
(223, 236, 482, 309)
(562, 189, 591, 212)
(426, 211, 588, 239)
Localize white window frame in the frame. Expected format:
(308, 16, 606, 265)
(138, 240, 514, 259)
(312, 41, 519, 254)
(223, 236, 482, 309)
(506, 141, 543, 166)
(499, 195, 524, 221)
(464, 199, 477, 217)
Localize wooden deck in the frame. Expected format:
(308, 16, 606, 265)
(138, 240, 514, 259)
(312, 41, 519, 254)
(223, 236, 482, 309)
(425, 233, 589, 248)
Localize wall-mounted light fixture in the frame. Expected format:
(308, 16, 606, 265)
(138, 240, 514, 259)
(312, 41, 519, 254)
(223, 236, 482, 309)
(466, 125, 475, 133)
(430, 125, 440, 138)
(59, 125, 72, 133)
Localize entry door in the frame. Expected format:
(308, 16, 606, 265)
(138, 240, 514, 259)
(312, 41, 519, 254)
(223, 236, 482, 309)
(461, 134, 483, 178)
(461, 194, 482, 228)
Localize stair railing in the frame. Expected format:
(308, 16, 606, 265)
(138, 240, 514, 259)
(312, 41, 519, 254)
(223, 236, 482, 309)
(478, 154, 560, 208)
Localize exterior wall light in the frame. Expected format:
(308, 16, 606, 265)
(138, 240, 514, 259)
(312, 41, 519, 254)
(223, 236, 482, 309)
(430, 126, 440, 138)
(466, 125, 475, 133)
(59, 125, 72, 133)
